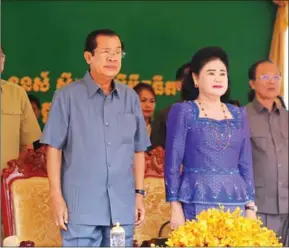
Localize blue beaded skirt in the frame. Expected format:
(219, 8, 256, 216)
(182, 203, 245, 221)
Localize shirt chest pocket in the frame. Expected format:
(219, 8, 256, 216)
(1, 105, 21, 125)
(250, 128, 269, 152)
(117, 113, 136, 144)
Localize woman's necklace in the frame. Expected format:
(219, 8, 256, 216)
(197, 101, 231, 150)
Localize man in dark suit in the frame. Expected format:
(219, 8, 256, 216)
(151, 63, 190, 148)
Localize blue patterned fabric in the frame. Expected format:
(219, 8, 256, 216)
(164, 101, 255, 210)
(182, 203, 246, 220)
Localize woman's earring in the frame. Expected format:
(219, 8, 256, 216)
(195, 84, 199, 88)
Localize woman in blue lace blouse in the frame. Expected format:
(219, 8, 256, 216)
(165, 47, 257, 229)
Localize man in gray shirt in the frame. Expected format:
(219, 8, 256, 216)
(151, 62, 189, 148)
(40, 29, 150, 246)
(246, 59, 288, 246)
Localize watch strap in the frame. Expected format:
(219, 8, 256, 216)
(135, 189, 146, 196)
(245, 205, 257, 212)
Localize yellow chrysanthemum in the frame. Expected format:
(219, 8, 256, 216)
(166, 207, 283, 247)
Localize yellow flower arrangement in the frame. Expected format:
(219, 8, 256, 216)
(166, 207, 283, 247)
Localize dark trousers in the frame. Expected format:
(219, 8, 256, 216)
(258, 213, 289, 246)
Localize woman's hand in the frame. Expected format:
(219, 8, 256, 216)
(170, 201, 185, 230)
(245, 203, 257, 220)
(245, 209, 257, 219)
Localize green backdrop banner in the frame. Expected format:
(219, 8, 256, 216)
(1, 1, 276, 128)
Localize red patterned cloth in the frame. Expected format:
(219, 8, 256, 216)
(145, 146, 165, 178)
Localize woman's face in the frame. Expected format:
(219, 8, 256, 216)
(138, 89, 156, 119)
(193, 59, 228, 98)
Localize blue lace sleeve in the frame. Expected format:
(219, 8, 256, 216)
(238, 107, 255, 201)
(165, 103, 190, 202)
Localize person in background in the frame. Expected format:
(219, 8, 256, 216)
(165, 47, 256, 230)
(133, 82, 156, 137)
(40, 29, 150, 247)
(133, 82, 164, 177)
(246, 59, 288, 246)
(0, 46, 41, 170)
(28, 94, 41, 119)
(28, 94, 43, 150)
(150, 62, 190, 148)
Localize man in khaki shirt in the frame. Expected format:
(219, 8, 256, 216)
(1, 46, 41, 169)
(246, 59, 288, 246)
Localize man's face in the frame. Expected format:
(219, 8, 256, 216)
(0, 48, 5, 73)
(250, 62, 281, 101)
(84, 35, 123, 79)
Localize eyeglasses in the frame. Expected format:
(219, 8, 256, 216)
(95, 49, 126, 59)
(258, 75, 282, 81)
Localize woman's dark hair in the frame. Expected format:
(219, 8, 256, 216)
(181, 46, 231, 102)
(133, 82, 156, 99)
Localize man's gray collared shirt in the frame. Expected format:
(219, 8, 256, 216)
(246, 99, 288, 214)
(40, 71, 151, 225)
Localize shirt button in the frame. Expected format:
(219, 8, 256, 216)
(108, 164, 111, 167)
(105, 122, 109, 126)
(107, 142, 111, 146)
(278, 164, 282, 168)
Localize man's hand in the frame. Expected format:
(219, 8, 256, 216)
(135, 194, 145, 226)
(50, 192, 68, 230)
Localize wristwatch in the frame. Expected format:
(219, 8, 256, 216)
(245, 205, 258, 213)
(135, 189, 146, 197)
